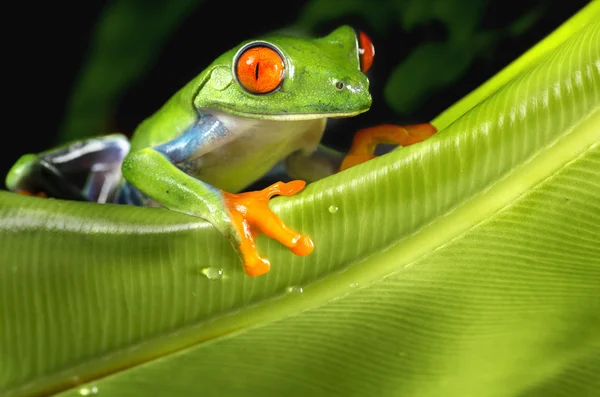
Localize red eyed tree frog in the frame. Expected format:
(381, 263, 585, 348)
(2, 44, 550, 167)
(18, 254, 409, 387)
(5, 26, 436, 277)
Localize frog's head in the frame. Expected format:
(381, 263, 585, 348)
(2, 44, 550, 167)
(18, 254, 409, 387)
(193, 25, 374, 120)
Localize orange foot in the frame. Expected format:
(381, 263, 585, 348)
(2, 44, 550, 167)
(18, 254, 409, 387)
(340, 123, 438, 171)
(222, 180, 314, 277)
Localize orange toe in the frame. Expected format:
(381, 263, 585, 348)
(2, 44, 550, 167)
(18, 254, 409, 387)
(290, 235, 314, 256)
(243, 257, 271, 277)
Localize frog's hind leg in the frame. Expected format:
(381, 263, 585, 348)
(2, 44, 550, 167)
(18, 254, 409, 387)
(6, 134, 130, 203)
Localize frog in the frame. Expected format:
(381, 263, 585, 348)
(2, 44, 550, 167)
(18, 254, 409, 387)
(5, 25, 436, 276)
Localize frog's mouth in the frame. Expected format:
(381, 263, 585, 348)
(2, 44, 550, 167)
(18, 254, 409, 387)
(224, 107, 370, 121)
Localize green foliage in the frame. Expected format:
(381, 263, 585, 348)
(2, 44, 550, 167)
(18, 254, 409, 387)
(1, 3, 598, 396)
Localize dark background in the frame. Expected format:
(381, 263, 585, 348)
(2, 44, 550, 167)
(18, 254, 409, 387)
(0, 0, 590, 184)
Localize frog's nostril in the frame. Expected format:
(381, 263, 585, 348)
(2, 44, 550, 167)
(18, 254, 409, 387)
(335, 81, 345, 90)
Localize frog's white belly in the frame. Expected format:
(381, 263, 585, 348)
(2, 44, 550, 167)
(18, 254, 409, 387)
(181, 111, 327, 193)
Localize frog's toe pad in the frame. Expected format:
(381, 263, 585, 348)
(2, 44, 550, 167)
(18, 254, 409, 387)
(243, 257, 271, 277)
(290, 235, 314, 256)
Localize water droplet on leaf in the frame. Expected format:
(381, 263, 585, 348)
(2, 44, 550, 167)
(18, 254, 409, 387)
(79, 386, 98, 395)
(286, 286, 304, 294)
(200, 267, 224, 280)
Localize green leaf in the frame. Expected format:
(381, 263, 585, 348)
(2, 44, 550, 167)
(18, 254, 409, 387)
(1, 3, 599, 397)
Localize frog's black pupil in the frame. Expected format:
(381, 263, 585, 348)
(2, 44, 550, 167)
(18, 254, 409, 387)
(336, 81, 344, 89)
(254, 63, 259, 80)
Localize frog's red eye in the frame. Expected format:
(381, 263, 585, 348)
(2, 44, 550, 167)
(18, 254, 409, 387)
(358, 31, 375, 73)
(235, 43, 285, 94)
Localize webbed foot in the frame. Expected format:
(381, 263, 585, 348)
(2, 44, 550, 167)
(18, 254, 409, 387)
(222, 180, 314, 276)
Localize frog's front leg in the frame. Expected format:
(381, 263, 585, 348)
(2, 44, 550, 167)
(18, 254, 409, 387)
(122, 123, 313, 277)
